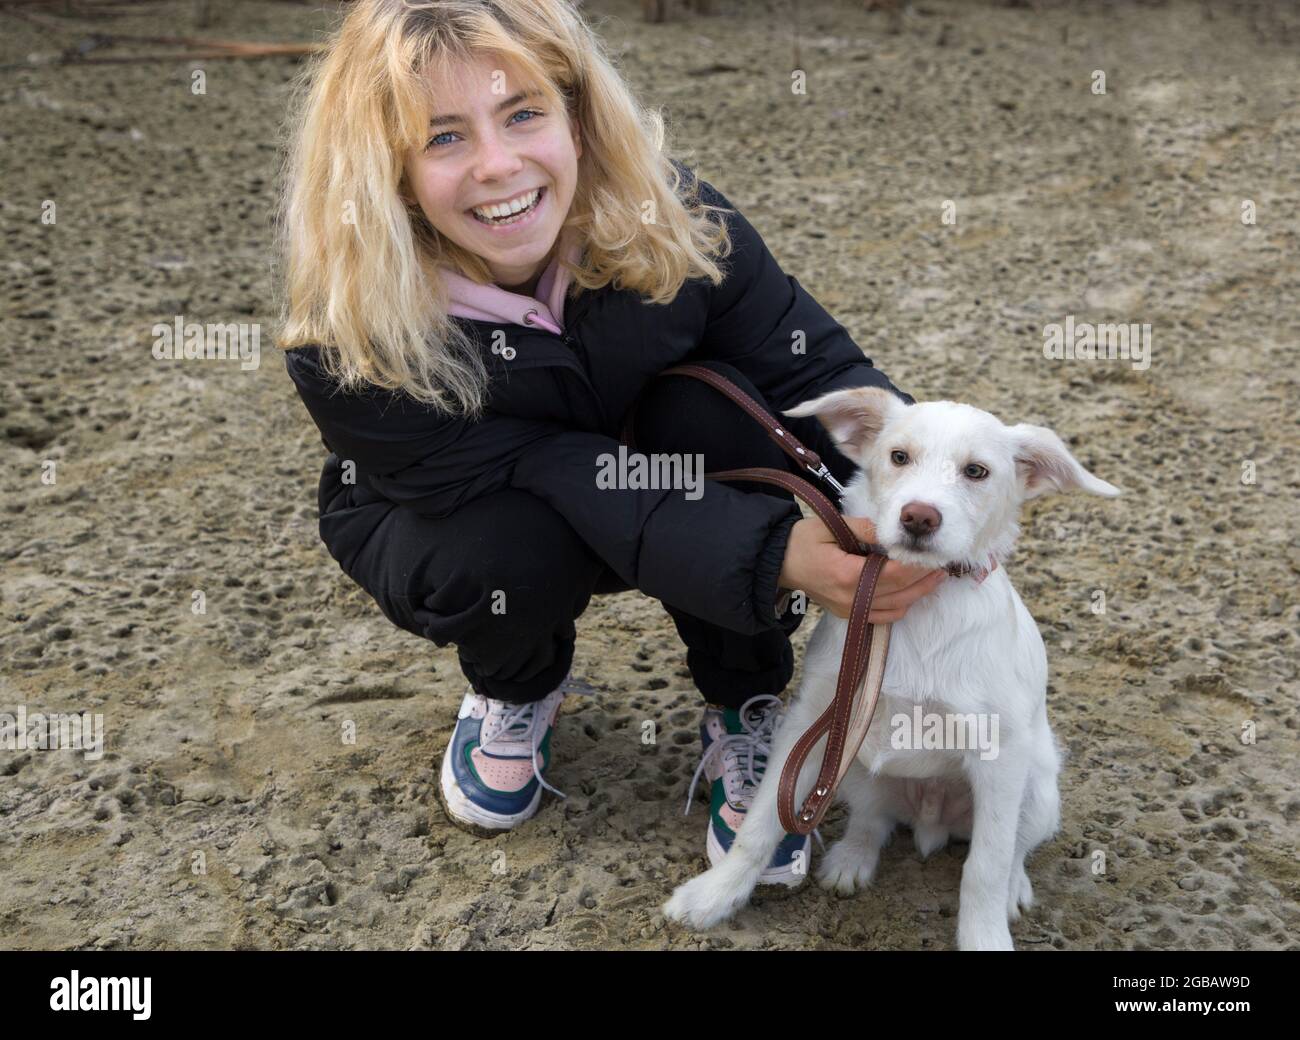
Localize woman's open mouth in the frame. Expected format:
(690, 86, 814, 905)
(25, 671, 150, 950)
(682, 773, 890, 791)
(468, 186, 546, 230)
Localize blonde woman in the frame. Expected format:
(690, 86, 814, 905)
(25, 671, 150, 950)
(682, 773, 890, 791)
(278, 0, 943, 883)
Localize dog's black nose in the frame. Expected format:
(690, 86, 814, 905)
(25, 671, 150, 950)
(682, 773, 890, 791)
(900, 502, 942, 537)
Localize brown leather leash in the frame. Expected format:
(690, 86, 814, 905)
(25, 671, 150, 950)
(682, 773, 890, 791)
(620, 364, 893, 836)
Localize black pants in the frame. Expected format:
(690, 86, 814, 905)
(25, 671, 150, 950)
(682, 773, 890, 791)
(320, 362, 858, 709)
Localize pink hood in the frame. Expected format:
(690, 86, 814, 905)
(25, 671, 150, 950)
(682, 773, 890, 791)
(440, 233, 583, 336)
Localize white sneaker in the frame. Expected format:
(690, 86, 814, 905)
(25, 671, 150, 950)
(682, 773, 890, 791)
(438, 672, 592, 832)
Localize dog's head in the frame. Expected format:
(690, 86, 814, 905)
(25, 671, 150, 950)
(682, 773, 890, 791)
(784, 388, 1121, 571)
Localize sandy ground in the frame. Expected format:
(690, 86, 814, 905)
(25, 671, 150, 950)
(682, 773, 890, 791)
(1, 0, 1296, 951)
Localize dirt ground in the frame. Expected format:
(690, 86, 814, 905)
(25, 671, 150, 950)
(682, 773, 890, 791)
(1, 0, 1296, 951)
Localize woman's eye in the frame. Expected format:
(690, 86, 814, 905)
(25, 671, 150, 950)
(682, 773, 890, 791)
(510, 108, 543, 126)
(964, 463, 989, 480)
(890, 449, 909, 466)
(424, 109, 543, 151)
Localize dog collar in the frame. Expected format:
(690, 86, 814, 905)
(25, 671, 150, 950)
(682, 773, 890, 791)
(945, 555, 999, 584)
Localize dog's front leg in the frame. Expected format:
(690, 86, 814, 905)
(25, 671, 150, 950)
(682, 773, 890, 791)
(956, 754, 1031, 951)
(662, 693, 825, 930)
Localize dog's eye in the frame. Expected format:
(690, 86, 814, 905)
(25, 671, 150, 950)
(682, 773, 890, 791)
(890, 449, 909, 466)
(964, 463, 989, 480)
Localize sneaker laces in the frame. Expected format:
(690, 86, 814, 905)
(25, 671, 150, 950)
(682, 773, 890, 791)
(684, 693, 783, 817)
(477, 673, 596, 800)
(683, 693, 825, 850)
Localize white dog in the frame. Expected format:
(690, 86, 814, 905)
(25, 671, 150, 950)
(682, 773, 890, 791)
(663, 386, 1121, 950)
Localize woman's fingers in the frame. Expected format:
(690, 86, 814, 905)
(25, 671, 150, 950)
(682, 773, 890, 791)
(864, 574, 942, 623)
(878, 560, 945, 594)
(823, 557, 945, 619)
(870, 563, 947, 612)
(842, 514, 879, 547)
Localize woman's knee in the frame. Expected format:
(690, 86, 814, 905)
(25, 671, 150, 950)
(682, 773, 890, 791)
(340, 489, 604, 640)
(633, 361, 787, 472)
(457, 489, 599, 585)
(635, 361, 756, 428)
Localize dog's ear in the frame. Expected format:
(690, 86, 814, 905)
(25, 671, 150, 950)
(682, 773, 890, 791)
(782, 387, 903, 457)
(1008, 423, 1123, 500)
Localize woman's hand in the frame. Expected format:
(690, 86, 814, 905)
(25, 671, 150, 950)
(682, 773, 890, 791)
(778, 515, 947, 623)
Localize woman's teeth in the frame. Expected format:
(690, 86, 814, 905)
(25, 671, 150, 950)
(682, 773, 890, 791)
(471, 187, 543, 225)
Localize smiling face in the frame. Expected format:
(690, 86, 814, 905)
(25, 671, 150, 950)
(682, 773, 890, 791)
(403, 51, 582, 292)
(784, 388, 1121, 570)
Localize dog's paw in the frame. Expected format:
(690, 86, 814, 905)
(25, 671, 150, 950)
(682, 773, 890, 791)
(663, 870, 749, 930)
(958, 920, 1015, 951)
(1007, 865, 1034, 922)
(815, 840, 878, 896)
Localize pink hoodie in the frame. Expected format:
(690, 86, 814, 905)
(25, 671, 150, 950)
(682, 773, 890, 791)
(439, 233, 583, 336)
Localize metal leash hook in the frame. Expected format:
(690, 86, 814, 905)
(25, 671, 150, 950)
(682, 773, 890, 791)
(779, 427, 849, 500)
(809, 461, 847, 499)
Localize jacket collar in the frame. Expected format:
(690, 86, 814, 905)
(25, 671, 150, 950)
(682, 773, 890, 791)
(440, 230, 583, 336)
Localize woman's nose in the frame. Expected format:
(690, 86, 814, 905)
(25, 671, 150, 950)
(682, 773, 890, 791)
(471, 129, 523, 181)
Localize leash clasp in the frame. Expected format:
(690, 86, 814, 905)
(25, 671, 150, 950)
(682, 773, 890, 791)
(808, 461, 847, 498)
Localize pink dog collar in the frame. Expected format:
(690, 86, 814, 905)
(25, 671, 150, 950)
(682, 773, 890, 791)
(946, 555, 999, 584)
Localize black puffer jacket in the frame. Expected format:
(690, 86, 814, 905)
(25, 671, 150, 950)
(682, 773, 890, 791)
(284, 163, 913, 636)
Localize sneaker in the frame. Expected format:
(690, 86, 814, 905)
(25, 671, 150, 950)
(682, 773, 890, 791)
(438, 672, 592, 832)
(685, 694, 811, 887)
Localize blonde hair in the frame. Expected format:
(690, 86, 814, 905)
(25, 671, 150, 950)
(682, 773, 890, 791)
(276, 0, 733, 418)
